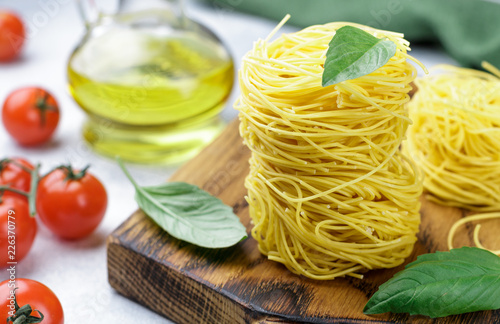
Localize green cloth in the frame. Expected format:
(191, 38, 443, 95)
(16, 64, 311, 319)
(209, 0, 500, 68)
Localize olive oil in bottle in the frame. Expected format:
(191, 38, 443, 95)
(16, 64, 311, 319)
(67, 15, 234, 163)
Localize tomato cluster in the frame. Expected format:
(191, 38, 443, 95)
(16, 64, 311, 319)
(1, 158, 108, 266)
(0, 158, 108, 323)
(1, 10, 107, 324)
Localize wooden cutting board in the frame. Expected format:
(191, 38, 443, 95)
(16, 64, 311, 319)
(107, 119, 500, 324)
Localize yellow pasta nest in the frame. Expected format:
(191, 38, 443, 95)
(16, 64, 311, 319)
(236, 22, 423, 280)
(405, 64, 500, 211)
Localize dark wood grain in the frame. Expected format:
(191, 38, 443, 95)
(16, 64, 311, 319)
(107, 119, 500, 324)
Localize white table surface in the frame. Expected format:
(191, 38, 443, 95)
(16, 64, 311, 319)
(0, 1, 456, 323)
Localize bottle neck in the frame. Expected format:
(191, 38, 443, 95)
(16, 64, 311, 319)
(78, 0, 184, 29)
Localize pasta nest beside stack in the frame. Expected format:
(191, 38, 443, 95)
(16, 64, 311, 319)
(405, 64, 500, 211)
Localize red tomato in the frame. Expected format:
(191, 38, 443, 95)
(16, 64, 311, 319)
(0, 278, 64, 324)
(2, 87, 60, 146)
(0, 196, 37, 268)
(0, 11, 24, 62)
(36, 166, 107, 240)
(0, 158, 35, 199)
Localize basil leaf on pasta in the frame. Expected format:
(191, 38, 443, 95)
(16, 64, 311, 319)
(322, 26, 397, 87)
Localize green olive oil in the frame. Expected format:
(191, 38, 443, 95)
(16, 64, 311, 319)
(68, 25, 234, 163)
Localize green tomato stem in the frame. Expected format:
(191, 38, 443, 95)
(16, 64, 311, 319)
(0, 186, 29, 198)
(28, 164, 40, 217)
(35, 89, 57, 127)
(7, 288, 44, 324)
(59, 164, 90, 181)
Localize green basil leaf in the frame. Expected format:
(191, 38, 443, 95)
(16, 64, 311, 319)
(409, 246, 500, 269)
(118, 159, 247, 248)
(364, 247, 500, 318)
(322, 25, 397, 87)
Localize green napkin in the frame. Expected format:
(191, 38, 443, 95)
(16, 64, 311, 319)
(209, 0, 500, 68)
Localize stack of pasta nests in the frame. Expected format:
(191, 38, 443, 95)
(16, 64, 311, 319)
(236, 22, 423, 280)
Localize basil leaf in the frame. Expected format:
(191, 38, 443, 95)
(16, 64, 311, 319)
(409, 246, 500, 269)
(118, 159, 247, 248)
(364, 247, 500, 318)
(322, 25, 397, 87)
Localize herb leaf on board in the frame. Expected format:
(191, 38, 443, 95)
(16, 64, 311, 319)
(322, 25, 397, 87)
(364, 247, 500, 318)
(118, 158, 247, 248)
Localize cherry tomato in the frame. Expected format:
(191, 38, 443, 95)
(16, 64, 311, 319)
(0, 278, 64, 324)
(0, 195, 37, 268)
(36, 166, 107, 240)
(0, 11, 24, 62)
(2, 87, 60, 146)
(0, 158, 35, 200)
